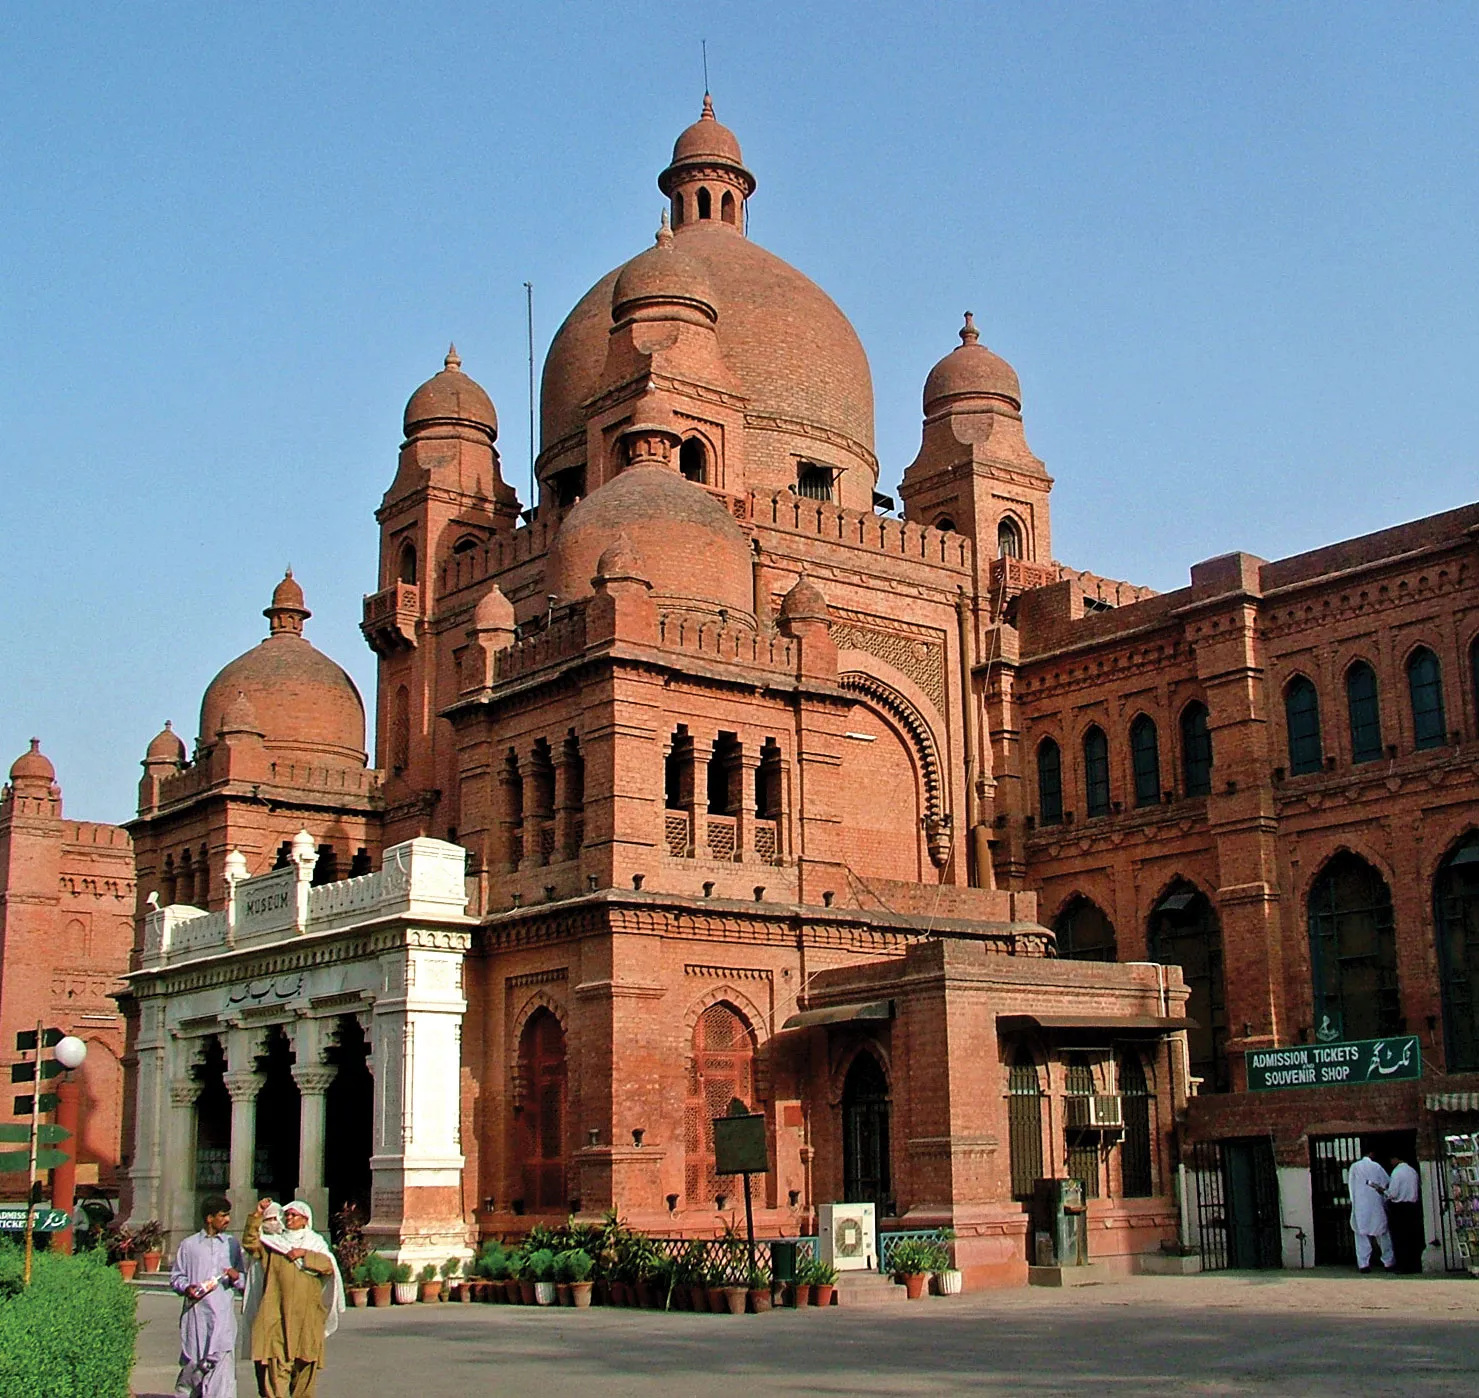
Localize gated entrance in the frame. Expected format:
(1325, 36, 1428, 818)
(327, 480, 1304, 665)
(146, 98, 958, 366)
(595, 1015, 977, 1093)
(842, 1051, 892, 1209)
(1310, 1130, 1418, 1266)
(1191, 1138, 1281, 1270)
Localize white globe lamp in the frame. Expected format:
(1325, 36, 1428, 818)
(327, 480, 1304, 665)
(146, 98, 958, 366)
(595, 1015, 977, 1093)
(54, 1036, 88, 1071)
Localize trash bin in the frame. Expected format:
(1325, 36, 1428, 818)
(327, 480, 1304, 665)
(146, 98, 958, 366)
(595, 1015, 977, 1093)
(1032, 1179, 1087, 1266)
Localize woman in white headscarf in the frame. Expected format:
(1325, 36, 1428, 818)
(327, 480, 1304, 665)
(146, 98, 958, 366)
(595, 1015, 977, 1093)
(242, 1198, 346, 1398)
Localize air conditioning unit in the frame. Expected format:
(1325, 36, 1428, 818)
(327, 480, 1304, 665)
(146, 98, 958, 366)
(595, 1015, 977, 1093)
(819, 1202, 876, 1272)
(1066, 1093, 1123, 1129)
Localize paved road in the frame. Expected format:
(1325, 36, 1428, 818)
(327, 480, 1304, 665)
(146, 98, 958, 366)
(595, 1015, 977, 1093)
(131, 1271, 1479, 1397)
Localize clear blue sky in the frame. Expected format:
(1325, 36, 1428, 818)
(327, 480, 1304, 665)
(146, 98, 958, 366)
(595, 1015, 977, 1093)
(3, 3, 1476, 823)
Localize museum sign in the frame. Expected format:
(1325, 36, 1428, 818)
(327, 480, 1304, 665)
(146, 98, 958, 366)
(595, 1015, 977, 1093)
(1245, 1035, 1421, 1092)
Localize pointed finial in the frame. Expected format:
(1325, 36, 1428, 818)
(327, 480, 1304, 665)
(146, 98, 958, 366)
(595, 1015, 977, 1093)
(28, 738, 40, 754)
(656, 208, 673, 247)
(960, 312, 979, 346)
(701, 93, 715, 121)
(445, 343, 462, 372)
(164, 720, 173, 732)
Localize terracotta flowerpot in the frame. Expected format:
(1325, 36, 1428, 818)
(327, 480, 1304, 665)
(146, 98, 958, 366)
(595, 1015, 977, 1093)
(505, 1278, 521, 1303)
(419, 1281, 441, 1302)
(557, 1282, 572, 1306)
(570, 1280, 593, 1308)
(634, 1279, 655, 1309)
(347, 1286, 369, 1308)
(723, 1286, 747, 1315)
(902, 1272, 928, 1300)
(519, 1279, 537, 1306)
(688, 1283, 707, 1312)
(747, 1288, 771, 1313)
(707, 1286, 727, 1313)
(369, 1283, 392, 1307)
(790, 1282, 811, 1308)
(117, 1259, 138, 1281)
(458, 1281, 474, 1302)
(613, 1280, 631, 1307)
(812, 1283, 835, 1307)
(141, 1250, 163, 1274)
(593, 1280, 610, 1306)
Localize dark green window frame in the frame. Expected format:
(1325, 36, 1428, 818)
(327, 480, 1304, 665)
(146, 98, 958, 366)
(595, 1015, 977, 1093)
(1130, 715, 1160, 807)
(1407, 647, 1447, 750)
(1037, 738, 1063, 825)
(1083, 726, 1111, 818)
(1180, 701, 1212, 796)
(1285, 676, 1323, 775)
(1345, 661, 1383, 764)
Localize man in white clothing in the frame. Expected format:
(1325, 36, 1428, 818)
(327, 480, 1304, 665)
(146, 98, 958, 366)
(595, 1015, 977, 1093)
(1386, 1153, 1423, 1273)
(1348, 1147, 1395, 1272)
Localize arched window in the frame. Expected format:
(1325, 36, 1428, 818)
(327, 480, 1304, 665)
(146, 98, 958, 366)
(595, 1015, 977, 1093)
(1436, 831, 1479, 1071)
(1180, 702, 1212, 797)
(707, 732, 741, 815)
(1407, 647, 1447, 750)
(1083, 726, 1110, 818)
(1284, 676, 1323, 775)
(679, 437, 708, 484)
(390, 685, 410, 775)
(673, 191, 685, 227)
(1064, 1055, 1099, 1197)
(529, 739, 555, 866)
(1053, 896, 1117, 961)
(452, 534, 480, 555)
(842, 1051, 892, 1209)
(796, 462, 834, 501)
(933, 516, 955, 534)
(1006, 1048, 1043, 1200)
(502, 748, 525, 868)
(755, 737, 782, 820)
(997, 517, 1023, 559)
(685, 1002, 755, 1208)
(1118, 1053, 1154, 1198)
(1345, 661, 1383, 764)
(720, 189, 736, 224)
(1308, 853, 1399, 1042)
(397, 540, 418, 586)
(1036, 738, 1063, 825)
(559, 733, 585, 860)
(696, 186, 712, 220)
(515, 1010, 567, 1212)
(1130, 714, 1161, 807)
(1149, 881, 1228, 1092)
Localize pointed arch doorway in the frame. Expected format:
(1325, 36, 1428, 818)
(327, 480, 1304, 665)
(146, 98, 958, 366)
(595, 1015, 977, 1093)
(841, 1051, 891, 1209)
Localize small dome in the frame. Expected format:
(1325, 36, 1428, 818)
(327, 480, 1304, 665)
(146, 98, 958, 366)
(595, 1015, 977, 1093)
(596, 533, 646, 581)
(403, 345, 498, 440)
(923, 313, 1021, 414)
(199, 578, 367, 767)
(145, 721, 186, 764)
(270, 569, 307, 614)
(779, 575, 829, 623)
(671, 94, 745, 167)
(471, 583, 515, 632)
(612, 216, 717, 321)
(547, 466, 753, 618)
(9, 738, 55, 790)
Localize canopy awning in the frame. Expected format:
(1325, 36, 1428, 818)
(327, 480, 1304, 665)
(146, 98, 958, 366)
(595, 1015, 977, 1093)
(1426, 1092, 1479, 1113)
(781, 1000, 894, 1031)
(996, 1013, 1197, 1039)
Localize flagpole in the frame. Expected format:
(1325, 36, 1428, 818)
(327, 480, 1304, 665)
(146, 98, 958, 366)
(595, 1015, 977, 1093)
(23, 1018, 41, 1285)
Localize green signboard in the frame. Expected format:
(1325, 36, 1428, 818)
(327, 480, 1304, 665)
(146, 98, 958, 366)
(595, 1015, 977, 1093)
(0, 1206, 70, 1231)
(1246, 1034, 1421, 1091)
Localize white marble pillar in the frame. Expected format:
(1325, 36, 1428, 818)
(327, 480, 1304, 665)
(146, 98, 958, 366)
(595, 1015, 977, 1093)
(164, 1078, 200, 1243)
(292, 1064, 337, 1223)
(223, 1070, 264, 1220)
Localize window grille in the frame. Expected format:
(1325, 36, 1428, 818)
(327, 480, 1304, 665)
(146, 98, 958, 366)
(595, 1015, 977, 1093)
(1037, 738, 1063, 824)
(1083, 727, 1110, 818)
(1064, 1055, 1099, 1197)
(1053, 897, 1117, 961)
(1007, 1050, 1043, 1200)
(1407, 647, 1447, 749)
(1284, 676, 1323, 774)
(1436, 833, 1479, 1071)
(1345, 662, 1383, 763)
(665, 812, 691, 859)
(1130, 715, 1160, 807)
(1308, 852, 1400, 1041)
(1150, 884, 1229, 1093)
(1180, 702, 1212, 796)
(796, 463, 834, 501)
(1118, 1053, 1154, 1198)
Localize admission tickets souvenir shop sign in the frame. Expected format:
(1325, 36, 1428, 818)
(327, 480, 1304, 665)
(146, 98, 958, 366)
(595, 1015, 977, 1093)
(1245, 1034, 1421, 1092)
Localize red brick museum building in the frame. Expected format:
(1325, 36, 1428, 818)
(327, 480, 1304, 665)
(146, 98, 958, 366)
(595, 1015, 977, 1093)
(4, 100, 1477, 1282)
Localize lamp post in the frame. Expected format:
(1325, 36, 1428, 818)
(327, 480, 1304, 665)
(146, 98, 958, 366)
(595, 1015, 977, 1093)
(51, 1036, 87, 1255)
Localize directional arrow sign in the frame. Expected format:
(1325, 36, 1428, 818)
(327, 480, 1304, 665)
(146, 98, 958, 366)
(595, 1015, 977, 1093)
(13, 1094, 59, 1115)
(0, 1148, 69, 1172)
(14, 1029, 62, 1052)
(11, 1060, 62, 1083)
(0, 1123, 70, 1144)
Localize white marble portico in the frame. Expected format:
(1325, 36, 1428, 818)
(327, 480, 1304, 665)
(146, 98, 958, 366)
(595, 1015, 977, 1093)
(125, 833, 473, 1265)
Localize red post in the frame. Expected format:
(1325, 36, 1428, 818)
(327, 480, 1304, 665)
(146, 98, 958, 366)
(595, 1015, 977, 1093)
(52, 1074, 80, 1255)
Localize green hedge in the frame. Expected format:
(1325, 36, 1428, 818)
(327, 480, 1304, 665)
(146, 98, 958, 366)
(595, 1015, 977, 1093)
(0, 1240, 139, 1398)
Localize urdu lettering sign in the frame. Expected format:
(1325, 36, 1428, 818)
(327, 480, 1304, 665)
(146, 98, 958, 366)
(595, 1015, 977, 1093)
(1245, 1034, 1421, 1092)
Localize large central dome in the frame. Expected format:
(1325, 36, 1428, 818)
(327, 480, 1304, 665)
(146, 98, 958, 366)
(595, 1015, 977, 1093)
(540, 103, 875, 473)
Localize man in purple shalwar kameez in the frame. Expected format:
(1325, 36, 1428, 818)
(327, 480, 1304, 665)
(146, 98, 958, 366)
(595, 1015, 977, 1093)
(170, 1194, 247, 1398)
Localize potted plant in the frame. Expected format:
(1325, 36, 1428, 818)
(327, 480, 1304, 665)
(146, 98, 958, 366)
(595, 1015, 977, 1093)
(441, 1256, 464, 1301)
(788, 1254, 811, 1310)
(565, 1247, 594, 1307)
(747, 1263, 772, 1314)
(333, 1206, 370, 1301)
(527, 1247, 557, 1305)
(675, 1242, 706, 1312)
(347, 1261, 371, 1307)
(104, 1222, 136, 1280)
(805, 1257, 838, 1307)
(366, 1251, 395, 1306)
(553, 1249, 574, 1306)
(512, 1247, 537, 1305)
(478, 1241, 509, 1301)
(391, 1260, 417, 1305)
(132, 1219, 165, 1273)
(418, 1261, 441, 1302)
(889, 1239, 946, 1300)
(933, 1229, 962, 1295)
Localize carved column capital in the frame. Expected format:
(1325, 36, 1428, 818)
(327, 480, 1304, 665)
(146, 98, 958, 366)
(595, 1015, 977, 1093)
(168, 1078, 198, 1108)
(222, 1070, 264, 1102)
(291, 1065, 338, 1096)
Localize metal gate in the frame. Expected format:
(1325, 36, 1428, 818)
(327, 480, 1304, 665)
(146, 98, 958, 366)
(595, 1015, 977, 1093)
(1310, 1135, 1361, 1266)
(1191, 1138, 1282, 1270)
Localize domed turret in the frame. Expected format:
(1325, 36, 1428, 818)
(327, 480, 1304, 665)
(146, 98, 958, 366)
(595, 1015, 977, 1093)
(659, 94, 755, 232)
(199, 573, 367, 768)
(8, 738, 56, 794)
(923, 313, 1021, 414)
(403, 345, 498, 441)
(547, 466, 753, 621)
(145, 721, 186, 765)
(595, 533, 646, 582)
(779, 574, 830, 624)
(612, 214, 717, 325)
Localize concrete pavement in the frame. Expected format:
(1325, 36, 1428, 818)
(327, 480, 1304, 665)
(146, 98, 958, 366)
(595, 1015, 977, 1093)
(130, 1271, 1479, 1396)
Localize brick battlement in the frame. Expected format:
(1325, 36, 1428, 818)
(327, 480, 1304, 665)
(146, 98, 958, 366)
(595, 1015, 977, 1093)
(439, 518, 554, 598)
(493, 607, 589, 683)
(63, 820, 132, 849)
(655, 613, 798, 673)
(755, 491, 972, 574)
(157, 759, 380, 805)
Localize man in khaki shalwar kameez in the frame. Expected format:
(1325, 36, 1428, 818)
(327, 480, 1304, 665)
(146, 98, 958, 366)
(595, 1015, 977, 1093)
(242, 1198, 344, 1398)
